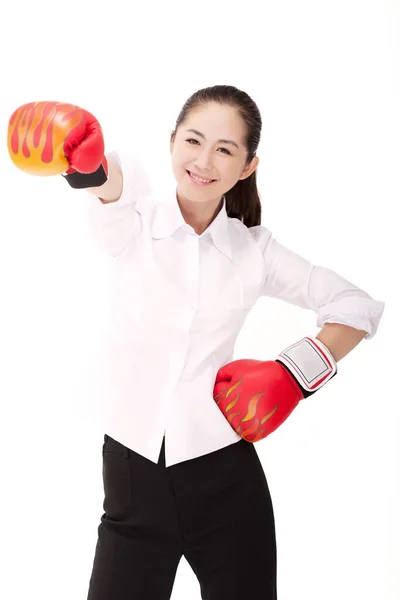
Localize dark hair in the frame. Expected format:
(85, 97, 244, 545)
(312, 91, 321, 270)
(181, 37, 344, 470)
(171, 85, 262, 228)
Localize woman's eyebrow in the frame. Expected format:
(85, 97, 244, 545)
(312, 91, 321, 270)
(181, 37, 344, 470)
(186, 129, 239, 149)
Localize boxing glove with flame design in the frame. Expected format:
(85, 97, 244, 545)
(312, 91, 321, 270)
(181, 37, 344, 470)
(213, 337, 337, 442)
(7, 101, 108, 188)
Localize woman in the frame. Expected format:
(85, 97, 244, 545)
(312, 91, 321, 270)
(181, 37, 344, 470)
(7, 86, 385, 599)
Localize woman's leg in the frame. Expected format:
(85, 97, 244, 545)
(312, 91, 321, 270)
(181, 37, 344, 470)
(169, 439, 277, 600)
(86, 436, 184, 600)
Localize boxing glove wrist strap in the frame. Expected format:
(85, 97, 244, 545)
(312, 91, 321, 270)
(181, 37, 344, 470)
(275, 336, 338, 398)
(62, 160, 108, 189)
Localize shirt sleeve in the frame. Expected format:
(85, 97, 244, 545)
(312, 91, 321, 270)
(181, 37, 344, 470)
(251, 225, 385, 340)
(86, 150, 153, 257)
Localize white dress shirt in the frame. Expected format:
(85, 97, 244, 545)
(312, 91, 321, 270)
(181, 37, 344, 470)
(86, 151, 385, 467)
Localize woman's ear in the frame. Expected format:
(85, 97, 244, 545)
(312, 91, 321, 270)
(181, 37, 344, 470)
(239, 155, 259, 180)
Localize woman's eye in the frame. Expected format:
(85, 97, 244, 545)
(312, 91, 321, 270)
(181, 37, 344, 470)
(185, 139, 231, 155)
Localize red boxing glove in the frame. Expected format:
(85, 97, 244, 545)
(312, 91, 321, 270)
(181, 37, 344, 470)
(7, 101, 108, 188)
(213, 337, 338, 442)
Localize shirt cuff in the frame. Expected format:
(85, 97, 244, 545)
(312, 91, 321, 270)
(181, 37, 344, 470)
(316, 296, 386, 340)
(87, 150, 153, 210)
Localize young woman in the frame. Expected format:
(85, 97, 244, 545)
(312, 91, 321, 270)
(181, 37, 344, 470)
(7, 86, 385, 600)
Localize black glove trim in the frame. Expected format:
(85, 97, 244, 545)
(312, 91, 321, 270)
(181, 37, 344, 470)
(62, 163, 108, 189)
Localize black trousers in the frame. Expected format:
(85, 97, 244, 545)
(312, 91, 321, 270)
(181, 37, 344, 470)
(86, 434, 277, 600)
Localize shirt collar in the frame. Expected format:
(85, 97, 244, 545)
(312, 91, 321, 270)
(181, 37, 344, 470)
(149, 188, 233, 260)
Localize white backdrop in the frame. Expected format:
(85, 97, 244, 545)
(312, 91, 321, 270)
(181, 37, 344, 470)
(1, 1, 398, 599)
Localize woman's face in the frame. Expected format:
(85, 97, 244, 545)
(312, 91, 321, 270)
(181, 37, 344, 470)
(170, 102, 258, 205)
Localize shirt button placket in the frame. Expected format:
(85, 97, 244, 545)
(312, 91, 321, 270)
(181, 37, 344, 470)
(185, 231, 200, 312)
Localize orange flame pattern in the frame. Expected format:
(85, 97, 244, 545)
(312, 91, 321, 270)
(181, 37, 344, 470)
(214, 377, 279, 443)
(7, 101, 83, 176)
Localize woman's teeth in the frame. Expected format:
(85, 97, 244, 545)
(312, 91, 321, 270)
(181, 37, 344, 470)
(187, 171, 215, 185)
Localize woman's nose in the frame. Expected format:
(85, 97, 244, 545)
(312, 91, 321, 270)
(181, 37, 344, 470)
(194, 148, 214, 171)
